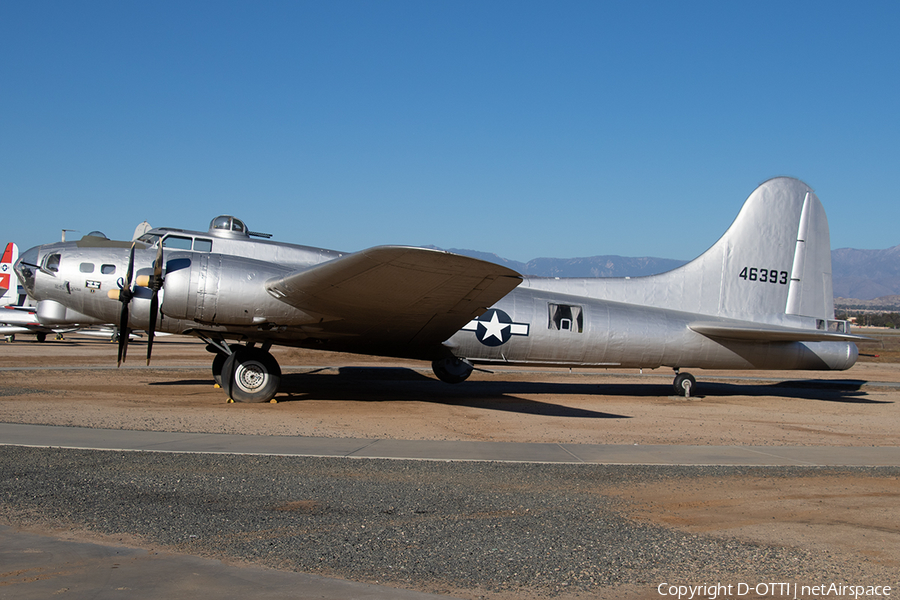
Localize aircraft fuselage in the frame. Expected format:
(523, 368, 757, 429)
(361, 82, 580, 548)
(18, 229, 857, 373)
(14, 179, 864, 402)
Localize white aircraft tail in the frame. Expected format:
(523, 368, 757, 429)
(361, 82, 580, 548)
(688, 177, 833, 320)
(1, 242, 19, 307)
(655, 177, 834, 321)
(565, 177, 836, 324)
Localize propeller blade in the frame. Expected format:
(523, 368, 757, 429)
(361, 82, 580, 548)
(125, 244, 135, 287)
(146, 293, 158, 365)
(146, 242, 164, 365)
(153, 242, 163, 279)
(116, 244, 137, 367)
(117, 305, 130, 366)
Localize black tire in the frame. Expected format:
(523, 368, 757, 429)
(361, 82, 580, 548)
(673, 372, 697, 397)
(223, 347, 281, 403)
(36, 332, 47, 343)
(432, 356, 473, 384)
(212, 352, 228, 386)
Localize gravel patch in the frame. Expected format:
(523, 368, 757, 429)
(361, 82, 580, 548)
(2, 447, 894, 598)
(0, 386, 53, 397)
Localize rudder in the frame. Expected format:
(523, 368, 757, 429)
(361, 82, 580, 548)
(1, 242, 18, 306)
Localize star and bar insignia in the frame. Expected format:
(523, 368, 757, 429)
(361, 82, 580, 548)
(462, 308, 529, 347)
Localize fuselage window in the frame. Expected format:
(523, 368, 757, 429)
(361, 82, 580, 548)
(193, 238, 213, 252)
(162, 235, 193, 250)
(44, 253, 61, 273)
(548, 303, 584, 333)
(101, 264, 116, 275)
(79, 263, 95, 273)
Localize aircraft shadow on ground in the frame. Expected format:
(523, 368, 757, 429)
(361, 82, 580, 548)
(151, 367, 891, 409)
(277, 368, 631, 419)
(276, 367, 889, 407)
(148, 367, 628, 418)
(699, 380, 891, 403)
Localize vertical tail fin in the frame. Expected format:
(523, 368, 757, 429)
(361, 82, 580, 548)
(658, 177, 834, 321)
(681, 177, 834, 321)
(575, 177, 836, 324)
(1, 242, 19, 306)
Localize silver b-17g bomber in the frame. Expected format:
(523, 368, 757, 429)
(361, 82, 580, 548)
(15, 177, 864, 402)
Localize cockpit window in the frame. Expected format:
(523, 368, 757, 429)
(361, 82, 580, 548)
(138, 233, 161, 246)
(162, 235, 193, 250)
(44, 253, 61, 273)
(194, 238, 213, 252)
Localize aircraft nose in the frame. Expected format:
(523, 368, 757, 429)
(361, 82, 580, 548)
(14, 245, 41, 296)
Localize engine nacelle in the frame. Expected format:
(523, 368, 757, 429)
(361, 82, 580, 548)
(36, 300, 105, 325)
(161, 253, 312, 326)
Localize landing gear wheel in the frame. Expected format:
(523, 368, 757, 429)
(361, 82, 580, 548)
(223, 347, 281, 403)
(673, 372, 696, 397)
(36, 332, 46, 343)
(432, 356, 473, 384)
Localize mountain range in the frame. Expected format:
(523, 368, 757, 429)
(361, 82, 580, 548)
(434, 244, 900, 306)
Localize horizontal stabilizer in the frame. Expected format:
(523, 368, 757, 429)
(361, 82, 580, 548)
(690, 321, 870, 343)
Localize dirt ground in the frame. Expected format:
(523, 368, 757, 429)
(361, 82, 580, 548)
(2, 331, 899, 592)
(2, 331, 900, 446)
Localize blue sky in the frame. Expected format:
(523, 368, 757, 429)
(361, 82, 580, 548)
(2, 1, 898, 263)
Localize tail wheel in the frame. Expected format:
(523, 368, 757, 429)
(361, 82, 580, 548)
(223, 347, 281, 403)
(673, 372, 696, 397)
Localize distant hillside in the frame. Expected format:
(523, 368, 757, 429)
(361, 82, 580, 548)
(436, 244, 900, 302)
(831, 245, 900, 300)
(438, 248, 687, 278)
(835, 295, 900, 312)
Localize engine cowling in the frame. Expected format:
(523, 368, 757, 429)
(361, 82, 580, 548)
(160, 253, 312, 326)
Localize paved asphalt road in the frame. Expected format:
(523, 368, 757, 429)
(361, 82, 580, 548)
(2, 422, 900, 466)
(2, 423, 899, 599)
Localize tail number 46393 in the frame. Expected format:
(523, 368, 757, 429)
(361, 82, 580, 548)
(739, 267, 788, 284)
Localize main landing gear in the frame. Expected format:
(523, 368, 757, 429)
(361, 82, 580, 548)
(206, 341, 282, 403)
(673, 370, 696, 397)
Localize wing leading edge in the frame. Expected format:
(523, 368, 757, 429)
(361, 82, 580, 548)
(266, 246, 522, 348)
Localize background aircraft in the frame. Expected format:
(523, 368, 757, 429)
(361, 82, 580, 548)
(14, 177, 863, 401)
(1, 242, 18, 306)
(1, 242, 84, 342)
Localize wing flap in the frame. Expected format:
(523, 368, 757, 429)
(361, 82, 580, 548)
(266, 246, 521, 346)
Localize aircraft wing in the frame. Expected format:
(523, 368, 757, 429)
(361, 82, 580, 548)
(0, 326, 34, 335)
(690, 321, 871, 343)
(266, 246, 522, 347)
